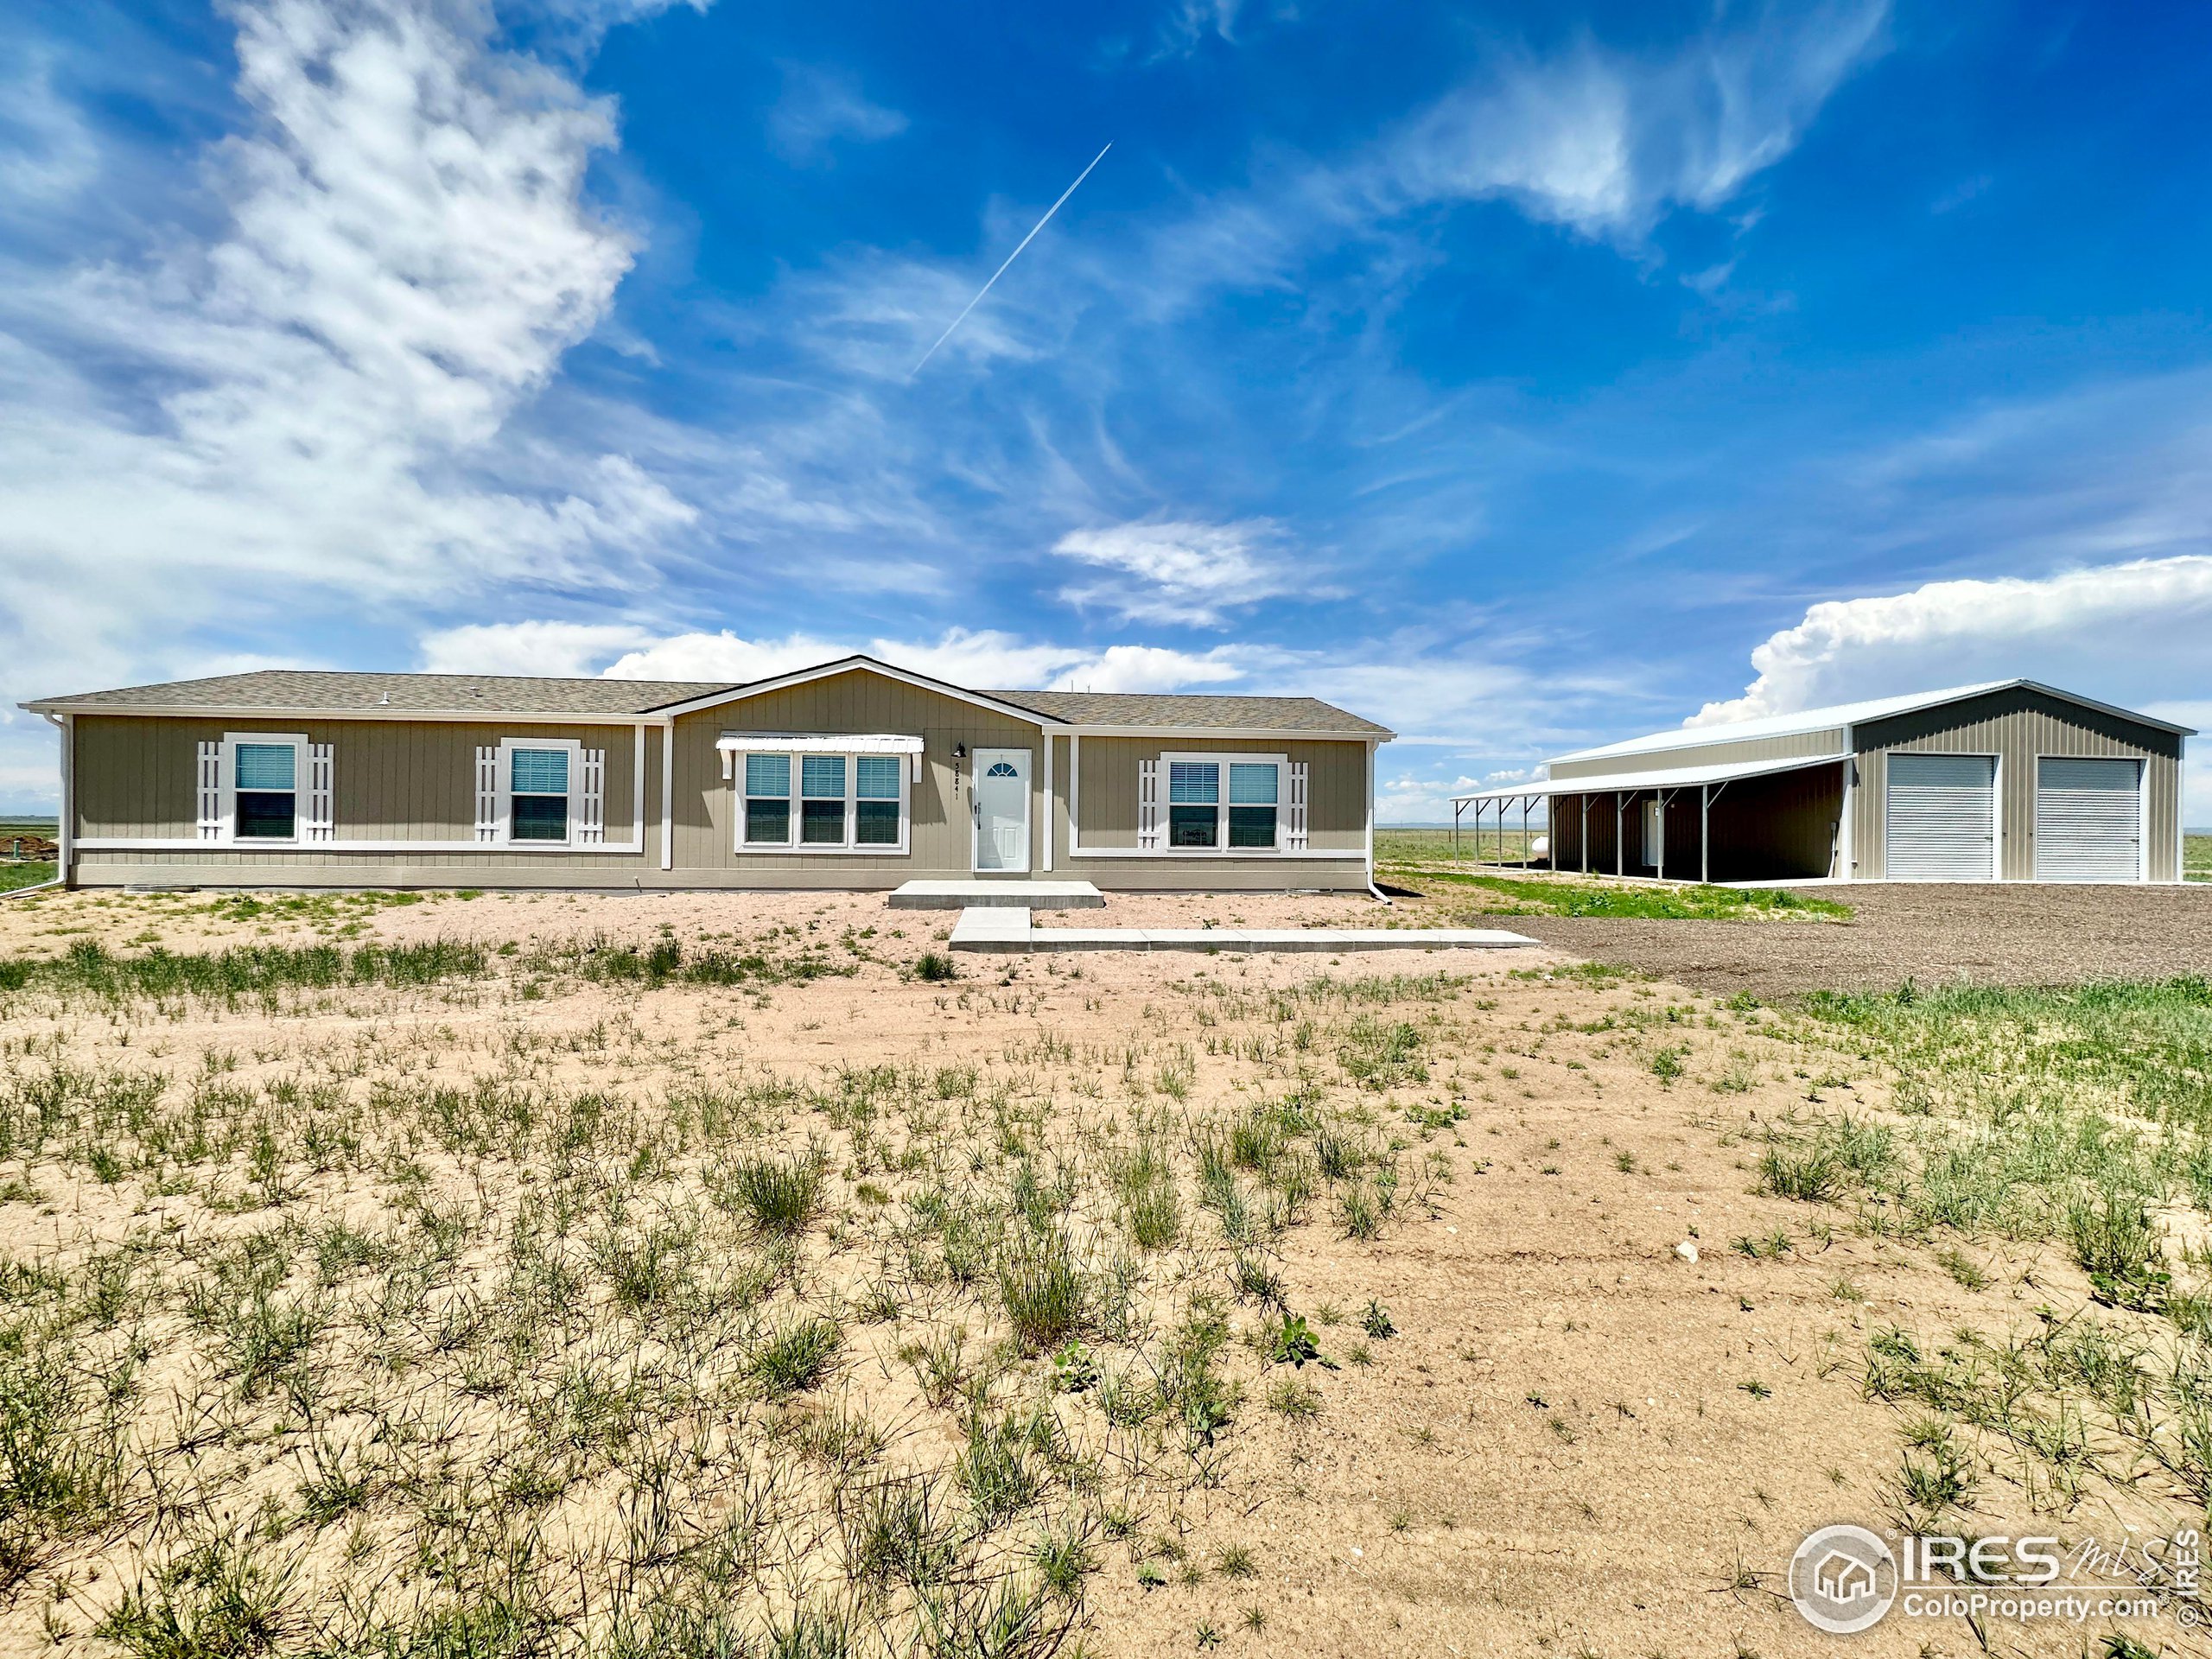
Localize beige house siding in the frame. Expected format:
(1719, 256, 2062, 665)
(1546, 728, 1847, 781)
(1070, 735, 1367, 852)
(1850, 688, 2182, 880)
(73, 715, 644, 852)
(1059, 734, 1370, 890)
(665, 670, 1046, 883)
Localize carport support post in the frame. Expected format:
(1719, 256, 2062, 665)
(1700, 785, 1710, 885)
(1522, 797, 1529, 868)
(1615, 791, 1624, 878)
(1452, 797, 1463, 862)
(1580, 796, 1590, 874)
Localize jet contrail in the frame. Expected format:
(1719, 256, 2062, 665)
(910, 142, 1111, 377)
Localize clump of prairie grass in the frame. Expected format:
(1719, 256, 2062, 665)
(723, 1144, 829, 1235)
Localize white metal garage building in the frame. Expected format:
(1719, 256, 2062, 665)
(1455, 680, 2191, 885)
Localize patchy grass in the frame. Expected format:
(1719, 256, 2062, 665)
(1386, 868, 1853, 922)
(0, 900, 1482, 1656)
(1376, 826, 1539, 865)
(0, 931, 873, 1007)
(1764, 976, 2212, 1539)
(1800, 977, 2212, 1135)
(0, 863, 56, 894)
(2187, 832, 2211, 882)
(0, 937, 487, 1001)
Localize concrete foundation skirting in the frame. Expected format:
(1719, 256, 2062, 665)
(948, 906, 1535, 955)
(889, 879, 1104, 910)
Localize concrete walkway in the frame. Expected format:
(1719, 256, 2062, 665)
(890, 879, 1103, 910)
(947, 906, 1536, 955)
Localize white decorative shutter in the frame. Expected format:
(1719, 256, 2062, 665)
(1138, 759, 1160, 850)
(474, 747, 499, 842)
(578, 747, 606, 844)
(1287, 761, 1308, 851)
(306, 743, 334, 842)
(197, 741, 223, 841)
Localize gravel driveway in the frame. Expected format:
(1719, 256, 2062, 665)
(1504, 881, 2212, 1001)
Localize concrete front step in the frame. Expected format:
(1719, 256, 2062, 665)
(947, 906, 1536, 955)
(890, 879, 1104, 910)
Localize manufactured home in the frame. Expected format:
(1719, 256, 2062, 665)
(20, 656, 1392, 893)
(1454, 680, 2191, 885)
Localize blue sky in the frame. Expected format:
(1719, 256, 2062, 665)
(3, 0, 2209, 820)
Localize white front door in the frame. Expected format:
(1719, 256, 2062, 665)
(972, 748, 1031, 873)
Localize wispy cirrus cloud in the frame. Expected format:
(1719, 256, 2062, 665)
(1053, 518, 1317, 624)
(1152, 0, 1243, 58)
(780, 3, 1892, 384)
(1371, 0, 1890, 241)
(511, 0, 710, 55)
(767, 63, 907, 163)
(0, 53, 98, 207)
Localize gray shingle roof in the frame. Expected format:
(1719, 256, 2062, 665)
(984, 690, 1390, 735)
(24, 669, 729, 716)
(23, 663, 1394, 737)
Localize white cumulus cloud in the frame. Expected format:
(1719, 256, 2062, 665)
(590, 625, 1254, 696)
(1693, 554, 2212, 821)
(0, 0, 694, 715)
(419, 620, 664, 677)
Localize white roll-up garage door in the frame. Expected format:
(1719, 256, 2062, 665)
(2034, 757, 2141, 881)
(1885, 753, 1996, 880)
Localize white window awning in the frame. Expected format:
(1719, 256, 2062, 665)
(715, 732, 925, 783)
(715, 733, 924, 754)
(1453, 753, 1848, 804)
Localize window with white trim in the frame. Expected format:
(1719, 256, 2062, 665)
(509, 747, 571, 842)
(1167, 760, 1219, 848)
(1228, 762, 1280, 848)
(855, 755, 902, 845)
(800, 754, 846, 844)
(745, 754, 791, 845)
(234, 741, 299, 840)
(200, 732, 332, 844)
(474, 737, 599, 849)
(735, 748, 911, 853)
(1156, 753, 1292, 852)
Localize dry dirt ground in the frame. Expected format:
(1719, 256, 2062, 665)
(1389, 877, 2212, 1001)
(0, 887, 2198, 1658)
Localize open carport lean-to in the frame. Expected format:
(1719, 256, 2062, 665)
(1452, 753, 1852, 884)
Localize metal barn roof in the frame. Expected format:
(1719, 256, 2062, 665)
(1454, 753, 1850, 806)
(1550, 678, 2193, 767)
